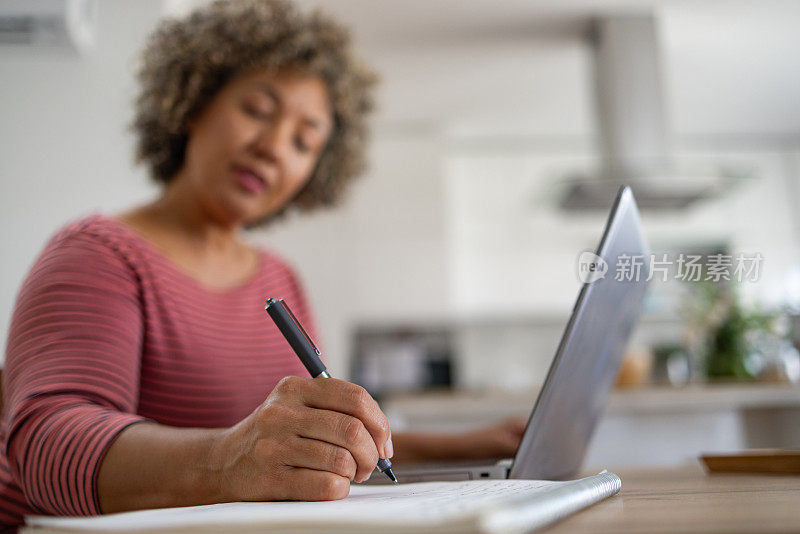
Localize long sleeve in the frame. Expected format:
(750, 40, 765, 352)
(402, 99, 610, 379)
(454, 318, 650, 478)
(2, 228, 149, 516)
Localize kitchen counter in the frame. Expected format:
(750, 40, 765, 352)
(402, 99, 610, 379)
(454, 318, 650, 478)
(382, 383, 800, 468)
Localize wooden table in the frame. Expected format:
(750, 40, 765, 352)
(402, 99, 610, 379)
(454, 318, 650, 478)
(545, 464, 800, 533)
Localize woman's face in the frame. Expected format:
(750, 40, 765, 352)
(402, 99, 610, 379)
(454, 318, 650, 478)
(178, 68, 333, 226)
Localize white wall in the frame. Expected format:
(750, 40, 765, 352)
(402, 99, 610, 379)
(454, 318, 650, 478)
(0, 1, 162, 360)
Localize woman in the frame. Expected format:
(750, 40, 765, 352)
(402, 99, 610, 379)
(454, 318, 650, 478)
(0, 0, 524, 529)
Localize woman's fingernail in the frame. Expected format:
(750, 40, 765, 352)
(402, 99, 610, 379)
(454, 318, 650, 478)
(385, 436, 394, 458)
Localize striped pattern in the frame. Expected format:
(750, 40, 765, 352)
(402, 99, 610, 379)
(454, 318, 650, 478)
(0, 215, 313, 530)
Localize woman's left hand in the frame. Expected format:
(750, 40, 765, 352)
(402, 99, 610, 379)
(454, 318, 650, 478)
(389, 417, 527, 465)
(454, 417, 527, 460)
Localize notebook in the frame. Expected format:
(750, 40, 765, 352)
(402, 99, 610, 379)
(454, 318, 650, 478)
(22, 472, 621, 534)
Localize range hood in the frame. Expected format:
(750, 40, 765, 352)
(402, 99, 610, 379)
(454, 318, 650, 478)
(559, 14, 746, 211)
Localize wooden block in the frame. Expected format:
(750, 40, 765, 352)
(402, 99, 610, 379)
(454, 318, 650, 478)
(700, 450, 800, 474)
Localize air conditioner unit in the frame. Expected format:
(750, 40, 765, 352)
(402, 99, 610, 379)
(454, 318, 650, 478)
(0, 0, 96, 52)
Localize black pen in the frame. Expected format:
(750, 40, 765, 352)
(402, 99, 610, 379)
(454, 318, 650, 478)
(265, 297, 398, 485)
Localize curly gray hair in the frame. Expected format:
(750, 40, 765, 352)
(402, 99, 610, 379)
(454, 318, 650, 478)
(132, 0, 377, 220)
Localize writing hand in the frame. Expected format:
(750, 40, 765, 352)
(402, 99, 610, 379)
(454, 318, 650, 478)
(210, 376, 393, 501)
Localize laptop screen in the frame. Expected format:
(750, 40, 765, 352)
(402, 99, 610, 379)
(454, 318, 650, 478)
(509, 186, 650, 480)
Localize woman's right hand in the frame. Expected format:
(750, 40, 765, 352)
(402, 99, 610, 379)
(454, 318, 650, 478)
(209, 376, 393, 502)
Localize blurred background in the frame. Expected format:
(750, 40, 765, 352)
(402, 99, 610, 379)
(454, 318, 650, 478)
(1, 0, 799, 471)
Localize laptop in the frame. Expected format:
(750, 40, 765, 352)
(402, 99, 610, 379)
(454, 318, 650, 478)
(378, 184, 650, 483)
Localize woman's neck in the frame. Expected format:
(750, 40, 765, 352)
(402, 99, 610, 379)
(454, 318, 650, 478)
(117, 183, 259, 290)
(145, 177, 243, 256)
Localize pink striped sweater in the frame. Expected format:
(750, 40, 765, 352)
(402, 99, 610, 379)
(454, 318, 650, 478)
(0, 215, 313, 530)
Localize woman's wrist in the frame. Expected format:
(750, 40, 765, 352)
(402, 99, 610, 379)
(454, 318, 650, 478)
(186, 426, 231, 505)
(203, 422, 249, 503)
